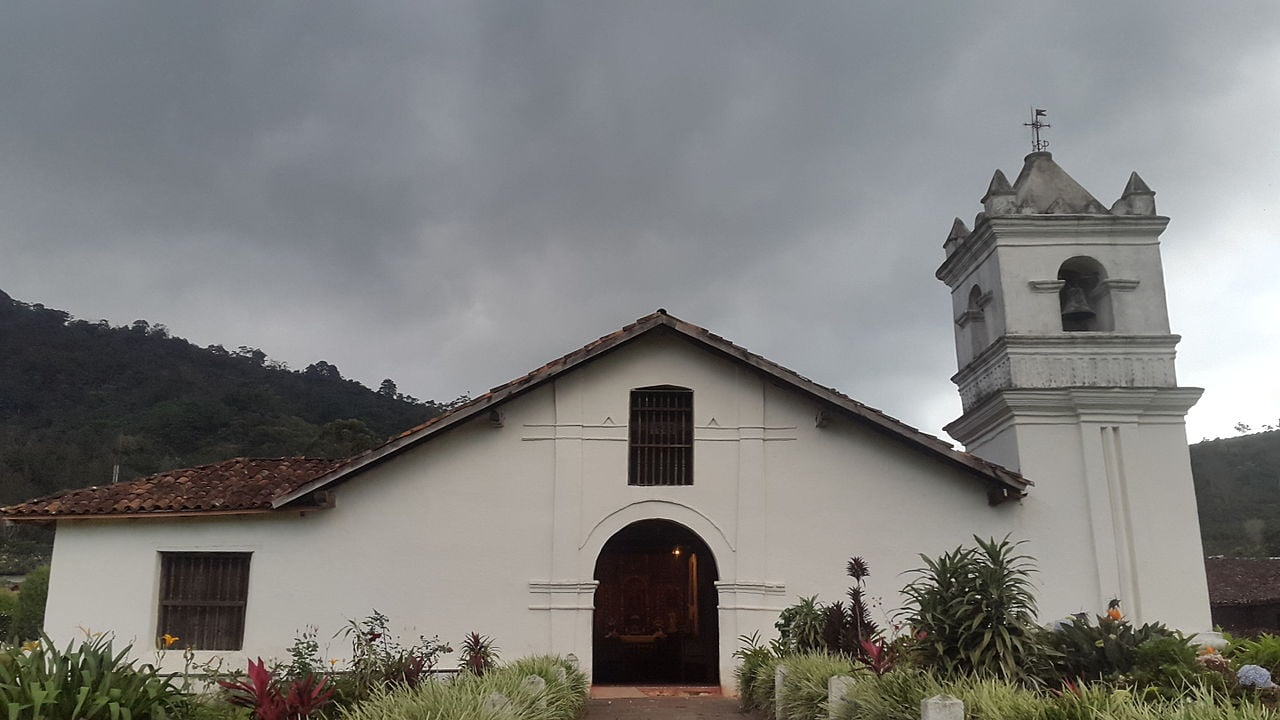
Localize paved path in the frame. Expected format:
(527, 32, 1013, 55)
(585, 696, 745, 719)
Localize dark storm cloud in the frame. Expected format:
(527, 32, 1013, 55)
(1, 2, 1276, 439)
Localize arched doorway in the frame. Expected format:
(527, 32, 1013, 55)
(592, 519, 719, 685)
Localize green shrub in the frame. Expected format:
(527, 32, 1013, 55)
(1228, 634, 1280, 674)
(0, 632, 183, 719)
(833, 668, 942, 720)
(733, 631, 781, 710)
(1041, 684, 1274, 720)
(10, 565, 49, 642)
(1042, 610, 1178, 684)
(1130, 635, 1219, 698)
(339, 654, 587, 720)
(747, 651, 785, 713)
(778, 652, 858, 720)
(900, 536, 1040, 680)
(333, 610, 453, 705)
(778, 596, 828, 653)
(940, 675, 1045, 719)
(0, 589, 16, 640)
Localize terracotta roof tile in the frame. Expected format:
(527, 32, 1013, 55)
(1205, 557, 1280, 606)
(1, 457, 348, 519)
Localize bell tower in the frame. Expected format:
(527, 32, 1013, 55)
(936, 151, 1212, 631)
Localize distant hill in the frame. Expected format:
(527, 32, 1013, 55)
(0, 289, 452, 508)
(2, 286, 1276, 568)
(1192, 429, 1280, 557)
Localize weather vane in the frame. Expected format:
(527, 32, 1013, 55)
(1024, 108, 1050, 152)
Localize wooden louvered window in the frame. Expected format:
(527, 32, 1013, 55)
(158, 552, 251, 651)
(629, 387, 693, 486)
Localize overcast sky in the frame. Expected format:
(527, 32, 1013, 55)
(1, 2, 1276, 444)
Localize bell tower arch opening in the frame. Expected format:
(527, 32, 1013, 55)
(1058, 255, 1113, 332)
(592, 519, 719, 685)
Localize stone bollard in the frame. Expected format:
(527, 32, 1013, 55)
(484, 691, 509, 712)
(921, 694, 963, 720)
(524, 674, 548, 709)
(827, 675, 856, 720)
(775, 664, 789, 720)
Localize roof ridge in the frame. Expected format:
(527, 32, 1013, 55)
(272, 309, 1026, 510)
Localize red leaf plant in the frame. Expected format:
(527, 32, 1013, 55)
(219, 657, 335, 720)
(858, 638, 897, 676)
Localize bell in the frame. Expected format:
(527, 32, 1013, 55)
(1060, 285, 1096, 322)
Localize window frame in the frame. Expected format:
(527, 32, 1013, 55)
(156, 551, 251, 651)
(628, 386, 694, 487)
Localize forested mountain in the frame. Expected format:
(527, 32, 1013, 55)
(1193, 428, 1280, 557)
(1, 287, 1277, 567)
(0, 289, 450, 507)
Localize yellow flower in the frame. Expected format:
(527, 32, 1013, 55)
(21, 640, 40, 652)
(161, 633, 180, 648)
(329, 658, 340, 667)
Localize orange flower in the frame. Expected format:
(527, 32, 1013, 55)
(1199, 645, 1220, 655)
(1106, 607, 1123, 621)
(161, 633, 180, 648)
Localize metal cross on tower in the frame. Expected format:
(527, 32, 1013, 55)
(1024, 108, 1050, 152)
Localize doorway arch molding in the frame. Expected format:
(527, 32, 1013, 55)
(579, 500, 734, 579)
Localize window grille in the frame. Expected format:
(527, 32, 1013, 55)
(629, 387, 693, 486)
(158, 552, 251, 651)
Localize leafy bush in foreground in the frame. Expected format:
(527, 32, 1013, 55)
(733, 631, 782, 711)
(9, 565, 49, 642)
(0, 632, 182, 719)
(778, 651, 858, 720)
(900, 536, 1039, 680)
(339, 654, 587, 720)
(1229, 634, 1280, 675)
(1043, 608, 1178, 684)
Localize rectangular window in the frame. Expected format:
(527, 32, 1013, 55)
(629, 387, 693, 486)
(158, 552, 251, 651)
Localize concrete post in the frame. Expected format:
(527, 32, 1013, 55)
(775, 664, 789, 720)
(827, 675, 855, 720)
(921, 694, 963, 720)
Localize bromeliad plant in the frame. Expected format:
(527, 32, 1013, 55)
(0, 632, 183, 719)
(458, 631, 500, 676)
(218, 657, 335, 720)
(900, 535, 1040, 680)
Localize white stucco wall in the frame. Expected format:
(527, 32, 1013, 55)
(42, 331, 1209, 693)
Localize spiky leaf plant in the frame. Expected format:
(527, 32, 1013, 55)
(900, 535, 1039, 680)
(823, 556, 881, 662)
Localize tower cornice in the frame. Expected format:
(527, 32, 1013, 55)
(936, 215, 1170, 287)
(946, 386, 1204, 447)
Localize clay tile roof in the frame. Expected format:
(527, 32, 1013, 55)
(0, 457, 348, 520)
(1205, 557, 1280, 606)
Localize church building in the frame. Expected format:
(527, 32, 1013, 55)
(1, 151, 1213, 692)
